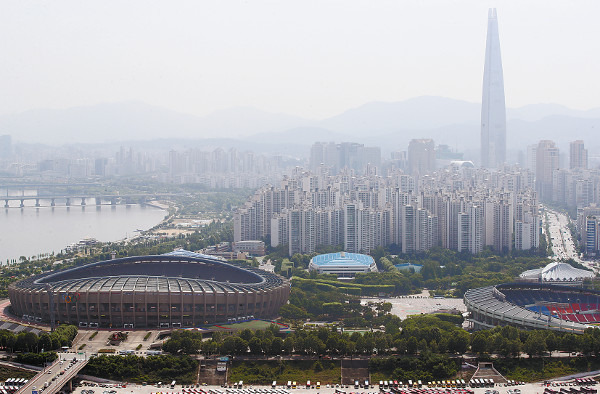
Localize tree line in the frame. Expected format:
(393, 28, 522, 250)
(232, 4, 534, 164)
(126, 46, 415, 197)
(162, 314, 600, 358)
(0, 325, 77, 354)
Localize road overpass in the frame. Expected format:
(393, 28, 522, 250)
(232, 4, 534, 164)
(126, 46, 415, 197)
(17, 353, 89, 394)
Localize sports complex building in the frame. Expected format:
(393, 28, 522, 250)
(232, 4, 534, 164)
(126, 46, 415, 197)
(464, 262, 600, 334)
(308, 252, 377, 278)
(464, 282, 600, 334)
(8, 250, 290, 329)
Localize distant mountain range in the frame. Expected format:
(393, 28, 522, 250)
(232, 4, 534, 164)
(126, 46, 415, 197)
(2, 97, 599, 156)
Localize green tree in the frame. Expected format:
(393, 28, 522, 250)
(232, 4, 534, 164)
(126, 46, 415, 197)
(248, 337, 262, 354)
(523, 331, 547, 357)
(470, 333, 487, 355)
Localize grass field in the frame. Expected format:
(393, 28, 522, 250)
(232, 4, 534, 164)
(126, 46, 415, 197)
(211, 320, 289, 331)
(0, 366, 36, 382)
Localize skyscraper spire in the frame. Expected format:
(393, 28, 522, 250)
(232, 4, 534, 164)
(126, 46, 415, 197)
(481, 8, 506, 168)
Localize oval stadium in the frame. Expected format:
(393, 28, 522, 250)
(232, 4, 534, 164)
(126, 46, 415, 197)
(8, 250, 290, 329)
(464, 282, 600, 334)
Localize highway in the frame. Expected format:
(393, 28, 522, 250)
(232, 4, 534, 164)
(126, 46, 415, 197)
(544, 207, 598, 273)
(17, 353, 88, 394)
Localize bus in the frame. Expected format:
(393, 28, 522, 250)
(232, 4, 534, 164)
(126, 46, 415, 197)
(171, 381, 176, 389)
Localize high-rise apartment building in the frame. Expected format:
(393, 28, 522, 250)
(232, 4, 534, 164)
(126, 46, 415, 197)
(570, 140, 588, 170)
(526, 145, 537, 174)
(493, 197, 513, 252)
(536, 140, 560, 201)
(481, 8, 507, 168)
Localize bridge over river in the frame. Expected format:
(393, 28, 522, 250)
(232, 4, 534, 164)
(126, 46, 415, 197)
(2, 194, 175, 208)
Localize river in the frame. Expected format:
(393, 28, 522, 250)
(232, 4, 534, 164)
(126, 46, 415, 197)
(0, 200, 167, 264)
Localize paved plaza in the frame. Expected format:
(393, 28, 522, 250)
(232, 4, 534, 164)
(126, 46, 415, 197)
(362, 291, 466, 320)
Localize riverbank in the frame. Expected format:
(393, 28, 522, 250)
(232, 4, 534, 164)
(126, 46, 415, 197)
(0, 203, 167, 264)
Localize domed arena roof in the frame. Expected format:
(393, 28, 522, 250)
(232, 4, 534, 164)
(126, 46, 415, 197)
(520, 261, 595, 283)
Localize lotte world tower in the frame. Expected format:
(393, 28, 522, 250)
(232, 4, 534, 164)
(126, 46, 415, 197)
(480, 8, 506, 168)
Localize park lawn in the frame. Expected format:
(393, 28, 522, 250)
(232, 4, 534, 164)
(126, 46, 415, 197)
(229, 360, 340, 385)
(212, 320, 287, 331)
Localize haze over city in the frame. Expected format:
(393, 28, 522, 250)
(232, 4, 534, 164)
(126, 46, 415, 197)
(4, 2, 600, 392)
(1, 1, 600, 150)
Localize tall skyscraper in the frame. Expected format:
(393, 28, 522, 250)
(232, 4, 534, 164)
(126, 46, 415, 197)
(481, 8, 506, 168)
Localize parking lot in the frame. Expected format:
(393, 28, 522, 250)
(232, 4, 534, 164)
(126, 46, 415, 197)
(68, 382, 575, 394)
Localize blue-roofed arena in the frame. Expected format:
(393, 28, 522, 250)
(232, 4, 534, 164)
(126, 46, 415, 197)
(308, 252, 377, 279)
(9, 250, 290, 329)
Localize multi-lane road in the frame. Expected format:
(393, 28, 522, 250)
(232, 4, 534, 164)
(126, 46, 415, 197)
(544, 207, 597, 272)
(17, 353, 88, 394)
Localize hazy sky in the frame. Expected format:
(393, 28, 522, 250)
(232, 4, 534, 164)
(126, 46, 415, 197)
(1, 1, 599, 119)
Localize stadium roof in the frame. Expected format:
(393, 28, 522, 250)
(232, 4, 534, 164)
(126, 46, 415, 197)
(309, 252, 375, 267)
(12, 250, 286, 294)
(520, 262, 595, 282)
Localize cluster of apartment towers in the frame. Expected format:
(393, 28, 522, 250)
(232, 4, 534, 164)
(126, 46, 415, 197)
(234, 9, 596, 257)
(233, 165, 539, 256)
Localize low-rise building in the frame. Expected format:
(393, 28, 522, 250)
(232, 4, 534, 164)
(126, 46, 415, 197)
(308, 252, 377, 279)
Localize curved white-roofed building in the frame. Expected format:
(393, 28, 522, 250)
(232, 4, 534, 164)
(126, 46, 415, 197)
(520, 262, 595, 284)
(450, 160, 475, 168)
(308, 252, 377, 279)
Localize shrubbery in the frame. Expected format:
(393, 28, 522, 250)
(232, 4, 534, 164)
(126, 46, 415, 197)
(14, 352, 57, 366)
(83, 354, 198, 384)
(370, 354, 459, 382)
